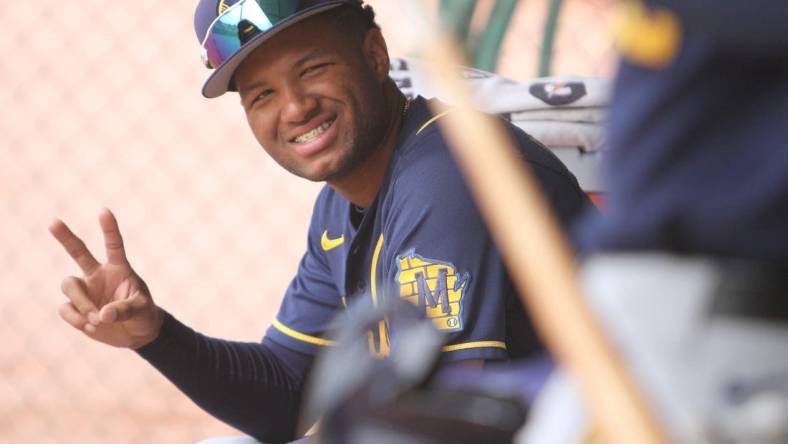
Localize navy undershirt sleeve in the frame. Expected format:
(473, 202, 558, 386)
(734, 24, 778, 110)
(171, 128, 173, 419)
(136, 311, 313, 443)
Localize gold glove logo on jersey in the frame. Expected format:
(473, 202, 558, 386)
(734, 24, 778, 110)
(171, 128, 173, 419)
(396, 250, 470, 332)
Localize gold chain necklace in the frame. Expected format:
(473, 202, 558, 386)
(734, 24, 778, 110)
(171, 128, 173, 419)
(402, 97, 412, 119)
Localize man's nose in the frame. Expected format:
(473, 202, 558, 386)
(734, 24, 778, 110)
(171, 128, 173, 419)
(281, 86, 318, 124)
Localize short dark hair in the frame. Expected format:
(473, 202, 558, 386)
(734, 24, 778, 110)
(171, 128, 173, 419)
(331, 2, 380, 39)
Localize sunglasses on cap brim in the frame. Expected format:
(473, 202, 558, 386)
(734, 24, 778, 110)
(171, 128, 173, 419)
(200, 0, 353, 70)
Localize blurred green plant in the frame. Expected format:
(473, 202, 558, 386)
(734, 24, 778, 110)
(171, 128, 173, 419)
(437, 0, 565, 76)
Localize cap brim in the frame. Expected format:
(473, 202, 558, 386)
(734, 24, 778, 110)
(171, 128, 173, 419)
(201, 2, 348, 98)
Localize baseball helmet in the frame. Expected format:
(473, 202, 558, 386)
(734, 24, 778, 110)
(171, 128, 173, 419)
(194, 0, 363, 98)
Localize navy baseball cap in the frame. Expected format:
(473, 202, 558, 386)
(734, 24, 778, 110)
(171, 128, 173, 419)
(194, 0, 361, 98)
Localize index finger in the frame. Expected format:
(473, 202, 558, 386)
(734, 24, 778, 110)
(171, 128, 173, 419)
(98, 208, 127, 265)
(49, 219, 100, 275)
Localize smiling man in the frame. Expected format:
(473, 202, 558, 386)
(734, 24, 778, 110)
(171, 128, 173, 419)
(50, 1, 592, 442)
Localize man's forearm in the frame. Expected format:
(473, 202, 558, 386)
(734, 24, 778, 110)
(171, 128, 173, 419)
(136, 311, 311, 443)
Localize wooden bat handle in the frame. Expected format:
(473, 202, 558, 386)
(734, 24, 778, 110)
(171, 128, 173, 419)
(422, 34, 671, 444)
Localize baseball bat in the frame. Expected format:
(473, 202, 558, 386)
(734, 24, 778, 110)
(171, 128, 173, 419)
(406, 6, 672, 444)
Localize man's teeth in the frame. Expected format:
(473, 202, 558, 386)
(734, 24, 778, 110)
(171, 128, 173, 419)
(293, 120, 333, 143)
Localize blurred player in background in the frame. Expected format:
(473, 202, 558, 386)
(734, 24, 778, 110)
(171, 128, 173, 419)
(523, 1, 788, 442)
(49, 1, 591, 442)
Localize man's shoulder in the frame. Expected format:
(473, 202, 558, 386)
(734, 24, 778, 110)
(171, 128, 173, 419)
(507, 123, 582, 184)
(390, 121, 460, 193)
(390, 97, 458, 174)
(393, 102, 578, 189)
(387, 102, 587, 227)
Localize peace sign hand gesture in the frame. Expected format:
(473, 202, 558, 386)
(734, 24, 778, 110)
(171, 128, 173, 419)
(50, 209, 164, 349)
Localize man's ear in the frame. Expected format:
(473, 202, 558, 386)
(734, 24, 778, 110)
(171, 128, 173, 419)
(361, 28, 390, 82)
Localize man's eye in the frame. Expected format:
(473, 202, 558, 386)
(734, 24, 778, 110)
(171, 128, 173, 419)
(253, 89, 273, 104)
(302, 63, 329, 76)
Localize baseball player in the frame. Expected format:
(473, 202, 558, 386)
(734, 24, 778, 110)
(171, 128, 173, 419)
(522, 1, 788, 442)
(50, 1, 592, 442)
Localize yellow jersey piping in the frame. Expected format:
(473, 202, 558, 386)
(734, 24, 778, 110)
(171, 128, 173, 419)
(417, 109, 453, 135)
(370, 234, 385, 306)
(370, 233, 389, 356)
(442, 340, 507, 352)
(272, 318, 334, 347)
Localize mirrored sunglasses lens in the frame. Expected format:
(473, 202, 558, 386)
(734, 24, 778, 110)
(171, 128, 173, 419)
(203, 0, 278, 68)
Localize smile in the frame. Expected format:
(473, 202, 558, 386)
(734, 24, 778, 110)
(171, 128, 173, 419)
(292, 118, 336, 144)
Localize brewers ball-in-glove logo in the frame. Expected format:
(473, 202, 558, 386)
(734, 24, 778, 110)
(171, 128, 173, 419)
(529, 81, 587, 106)
(396, 250, 470, 332)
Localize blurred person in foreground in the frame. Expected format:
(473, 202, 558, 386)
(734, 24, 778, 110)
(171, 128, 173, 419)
(49, 1, 591, 443)
(521, 1, 788, 443)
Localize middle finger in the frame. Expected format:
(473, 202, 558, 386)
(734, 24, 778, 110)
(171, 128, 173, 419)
(61, 276, 99, 317)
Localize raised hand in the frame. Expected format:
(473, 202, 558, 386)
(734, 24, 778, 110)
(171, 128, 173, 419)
(50, 209, 164, 349)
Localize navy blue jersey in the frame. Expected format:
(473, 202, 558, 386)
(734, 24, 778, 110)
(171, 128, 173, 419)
(577, 0, 788, 263)
(267, 96, 590, 361)
(138, 97, 589, 441)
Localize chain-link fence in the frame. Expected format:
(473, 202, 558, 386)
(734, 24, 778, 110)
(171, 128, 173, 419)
(0, 1, 616, 442)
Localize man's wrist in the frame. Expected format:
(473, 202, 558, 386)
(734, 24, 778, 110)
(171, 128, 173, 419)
(131, 306, 166, 349)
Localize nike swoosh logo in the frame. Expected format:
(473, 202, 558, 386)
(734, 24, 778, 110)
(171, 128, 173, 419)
(321, 230, 345, 251)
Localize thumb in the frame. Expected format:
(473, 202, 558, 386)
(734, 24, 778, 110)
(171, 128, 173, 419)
(99, 292, 149, 323)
